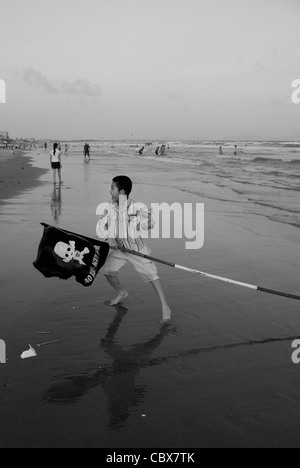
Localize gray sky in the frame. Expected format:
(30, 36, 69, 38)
(1, 0, 300, 140)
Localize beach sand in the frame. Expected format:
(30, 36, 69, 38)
(0, 150, 47, 204)
(0, 149, 300, 448)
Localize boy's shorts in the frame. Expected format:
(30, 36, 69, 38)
(102, 247, 159, 283)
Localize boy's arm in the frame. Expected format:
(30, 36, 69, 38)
(96, 213, 109, 240)
(138, 206, 155, 231)
(129, 202, 154, 232)
(96, 203, 118, 248)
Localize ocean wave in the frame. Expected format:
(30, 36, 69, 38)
(279, 143, 300, 148)
(252, 157, 282, 164)
(68, 141, 300, 232)
(250, 157, 300, 165)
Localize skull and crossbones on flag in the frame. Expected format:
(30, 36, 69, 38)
(33, 224, 110, 287)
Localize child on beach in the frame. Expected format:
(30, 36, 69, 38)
(96, 176, 172, 323)
(50, 142, 62, 185)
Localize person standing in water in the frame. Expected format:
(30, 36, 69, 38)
(219, 146, 223, 156)
(50, 142, 62, 185)
(84, 143, 90, 160)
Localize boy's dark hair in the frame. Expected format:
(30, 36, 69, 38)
(113, 176, 133, 197)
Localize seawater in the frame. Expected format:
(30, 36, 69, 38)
(67, 140, 300, 231)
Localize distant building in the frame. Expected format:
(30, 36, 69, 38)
(0, 131, 9, 140)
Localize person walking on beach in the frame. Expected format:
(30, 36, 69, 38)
(234, 145, 238, 156)
(219, 146, 223, 156)
(84, 143, 90, 160)
(50, 142, 62, 185)
(64, 144, 69, 156)
(97, 175, 172, 324)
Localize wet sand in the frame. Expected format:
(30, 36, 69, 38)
(0, 150, 47, 203)
(0, 149, 300, 448)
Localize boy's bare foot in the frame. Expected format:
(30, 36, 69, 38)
(161, 305, 172, 324)
(109, 291, 129, 306)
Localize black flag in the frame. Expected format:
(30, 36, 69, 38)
(33, 224, 110, 287)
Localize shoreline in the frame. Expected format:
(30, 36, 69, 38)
(0, 149, 48, 204)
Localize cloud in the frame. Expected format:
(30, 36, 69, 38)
(270, 99, 283, 109)
(21, 68, 58, 94)
(168, 92, 184, 100)
(254, 60, 265, 71)
(61, 79, 102, 98)
(20, 68, 102, 99)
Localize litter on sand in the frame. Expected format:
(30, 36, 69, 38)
(20, 345, 37, 360)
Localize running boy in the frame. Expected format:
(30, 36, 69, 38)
(96, 176, 172, 323)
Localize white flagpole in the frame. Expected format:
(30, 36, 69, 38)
(117, 247, 300, 301)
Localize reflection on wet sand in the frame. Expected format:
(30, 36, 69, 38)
(50, 185, 62, 224)
(41, 302, 297, 432)
(84, 157, 90, 183)
(42, 306, 173, 431)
